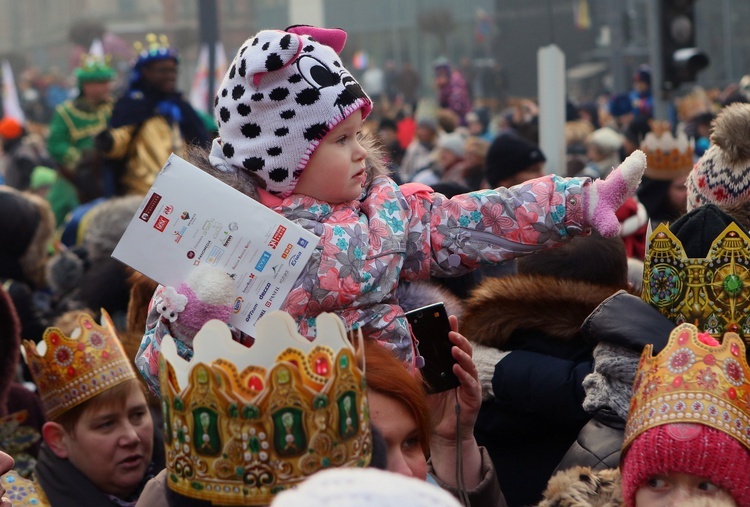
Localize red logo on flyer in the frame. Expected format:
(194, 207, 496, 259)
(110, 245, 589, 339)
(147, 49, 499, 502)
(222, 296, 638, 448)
(140, 193, 162, 222)
(268, 225, 287, 249)
(154, 215, 169, 232)
(163, 205, 174, 215)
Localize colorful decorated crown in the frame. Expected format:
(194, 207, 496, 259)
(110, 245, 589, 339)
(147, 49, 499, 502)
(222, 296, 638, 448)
(75, 53, 115, 83)
(22, 311, 137, 420)
(642, 221, 750, 346)
(0, 471, 50, 507)
(133, 33, 178, 68)
(624, 323, 750, 451)
(159, 311, 371, 505)
(640, 120, 694, 180)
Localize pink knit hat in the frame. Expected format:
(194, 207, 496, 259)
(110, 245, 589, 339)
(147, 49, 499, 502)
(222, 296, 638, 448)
(621, 423, 750, 506)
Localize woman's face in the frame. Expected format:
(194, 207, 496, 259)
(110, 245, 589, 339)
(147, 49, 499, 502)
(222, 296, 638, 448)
(368, 390, 427, 480)
(61, 385, 154, 499)
(635, 473, 736, 506)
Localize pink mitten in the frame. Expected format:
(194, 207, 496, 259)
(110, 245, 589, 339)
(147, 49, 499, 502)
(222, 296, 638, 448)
(583, 149, 646, 237)
(168, 266, 235, 344)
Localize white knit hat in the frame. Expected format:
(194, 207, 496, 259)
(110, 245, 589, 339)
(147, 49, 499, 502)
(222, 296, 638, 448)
(270, 468, 462, 507)
(214, 25, 372, 198)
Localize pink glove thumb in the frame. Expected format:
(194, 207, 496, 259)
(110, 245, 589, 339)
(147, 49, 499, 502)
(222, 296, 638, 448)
(584, 150, 646, 237)
(173, 265, 235, 339)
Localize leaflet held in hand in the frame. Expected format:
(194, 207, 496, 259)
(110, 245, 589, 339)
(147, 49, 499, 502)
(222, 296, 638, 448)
(112, 154, 319, 336)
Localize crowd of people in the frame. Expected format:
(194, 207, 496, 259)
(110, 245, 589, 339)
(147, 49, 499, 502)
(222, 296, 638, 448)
(2, 22, 750, 507)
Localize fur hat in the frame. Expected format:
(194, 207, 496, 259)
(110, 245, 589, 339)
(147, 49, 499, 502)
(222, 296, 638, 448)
(537, 466, 622, 507)
(213, 25, 372, 198)
(485, 133, 546, 186)
(687, 102, 750, 211)
(587, 127, 623, 156)
(437, 132, 465, 158)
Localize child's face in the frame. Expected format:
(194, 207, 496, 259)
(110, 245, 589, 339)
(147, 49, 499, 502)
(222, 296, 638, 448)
(294, 109, 368, 203)
(61, 385, 153, 499)
(635, 473, 735, 506)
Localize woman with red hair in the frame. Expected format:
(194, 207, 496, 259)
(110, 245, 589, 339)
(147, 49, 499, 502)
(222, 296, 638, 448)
(364, 316, 506, 507)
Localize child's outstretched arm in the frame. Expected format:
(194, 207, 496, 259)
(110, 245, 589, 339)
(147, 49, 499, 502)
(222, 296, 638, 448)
(401, 150, 646, 279)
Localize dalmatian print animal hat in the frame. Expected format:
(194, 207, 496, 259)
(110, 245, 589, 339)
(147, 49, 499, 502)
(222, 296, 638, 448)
(214, 25, 372, 197)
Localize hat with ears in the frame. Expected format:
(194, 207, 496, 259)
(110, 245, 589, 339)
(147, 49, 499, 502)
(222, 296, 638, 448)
(213, 25, 372, 198)
(687, 102, 750, 211)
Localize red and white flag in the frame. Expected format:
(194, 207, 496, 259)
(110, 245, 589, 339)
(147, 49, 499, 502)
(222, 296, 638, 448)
(190, 42, 227, 114)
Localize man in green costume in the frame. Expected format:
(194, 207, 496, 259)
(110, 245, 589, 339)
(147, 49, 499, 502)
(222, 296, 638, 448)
(47, 55, 115, 201)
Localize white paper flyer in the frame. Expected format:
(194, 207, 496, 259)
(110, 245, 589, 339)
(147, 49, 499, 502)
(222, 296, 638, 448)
(112, 154, 320, 336)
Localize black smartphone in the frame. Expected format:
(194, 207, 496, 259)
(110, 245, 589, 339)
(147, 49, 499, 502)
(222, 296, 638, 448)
(405, 302, 461, 394)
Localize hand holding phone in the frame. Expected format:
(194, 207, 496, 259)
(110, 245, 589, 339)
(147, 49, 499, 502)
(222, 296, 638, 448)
(405, 302, 461, 394)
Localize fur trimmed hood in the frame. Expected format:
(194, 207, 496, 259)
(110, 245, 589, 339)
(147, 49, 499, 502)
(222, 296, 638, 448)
(462, 275, 620, 349)
(537, 467, 623, 507)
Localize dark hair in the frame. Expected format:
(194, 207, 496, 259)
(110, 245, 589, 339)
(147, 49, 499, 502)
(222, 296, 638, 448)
(516, 232, 628, 288)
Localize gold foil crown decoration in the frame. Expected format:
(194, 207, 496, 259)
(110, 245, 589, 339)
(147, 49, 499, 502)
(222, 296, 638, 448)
(642, 221, 750, 345)
(22, 311, 137, 420)
(623, 323, 750, 451)
(159, 311, 371, 505)
(640, 120, 695, 180)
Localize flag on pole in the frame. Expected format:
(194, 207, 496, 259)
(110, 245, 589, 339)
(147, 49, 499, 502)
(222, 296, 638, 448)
(190, 42, 228, 115)
(2, 60, 25, 123)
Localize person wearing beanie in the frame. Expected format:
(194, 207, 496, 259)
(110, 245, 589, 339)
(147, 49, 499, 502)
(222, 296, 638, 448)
(485, 133, 546, 188)
(96, 34, 209, 196)
(620, 323, 750, 506)
(134, 25, 647, 394)
(28, 165, 80, 226)
(577, 127, 624, 180)
(412, 131, 467, 187)
(0, 117, 54, 192)
(687, 102, 750, 211)
(46, 54, 115, 184)
(629, 64, 653, 120)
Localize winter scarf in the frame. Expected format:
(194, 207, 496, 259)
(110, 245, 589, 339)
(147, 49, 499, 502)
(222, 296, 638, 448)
(581, 343, 640, 421)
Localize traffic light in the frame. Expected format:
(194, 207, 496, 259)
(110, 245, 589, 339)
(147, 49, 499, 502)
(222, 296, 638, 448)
(659, 0, 709, 92)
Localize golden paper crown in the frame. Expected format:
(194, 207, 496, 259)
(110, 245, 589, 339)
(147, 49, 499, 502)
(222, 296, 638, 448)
(624, 323, 750, 451)
(0, 471, 50, 507)
(640, 120, 694, 180)
(22, 311, 137, 420)
(642, 221, 750, 345)
(159, 312, 371, 505)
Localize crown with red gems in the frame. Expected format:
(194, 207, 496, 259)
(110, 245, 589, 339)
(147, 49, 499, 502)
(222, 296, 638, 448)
(159, 311, 371, 505)
(623, 323, 750, 451)
(640, 120, 694, 180)
(642, 221, 750, 345)
(22, 311, 137, 420)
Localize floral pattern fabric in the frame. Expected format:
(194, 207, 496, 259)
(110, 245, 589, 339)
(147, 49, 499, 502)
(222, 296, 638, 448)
(137, 174, 589, 392)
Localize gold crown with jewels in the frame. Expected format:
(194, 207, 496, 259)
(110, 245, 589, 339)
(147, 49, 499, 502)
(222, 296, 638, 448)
(159, 311, 371, 505)
(642, 221, 750, 345)
(22, 310, 137, 420)
(623, 323, 750, 451)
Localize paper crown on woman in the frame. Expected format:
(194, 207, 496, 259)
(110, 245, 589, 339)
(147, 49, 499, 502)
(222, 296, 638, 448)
(22, 310, 136, 420)
(159, 311, 371, 505)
